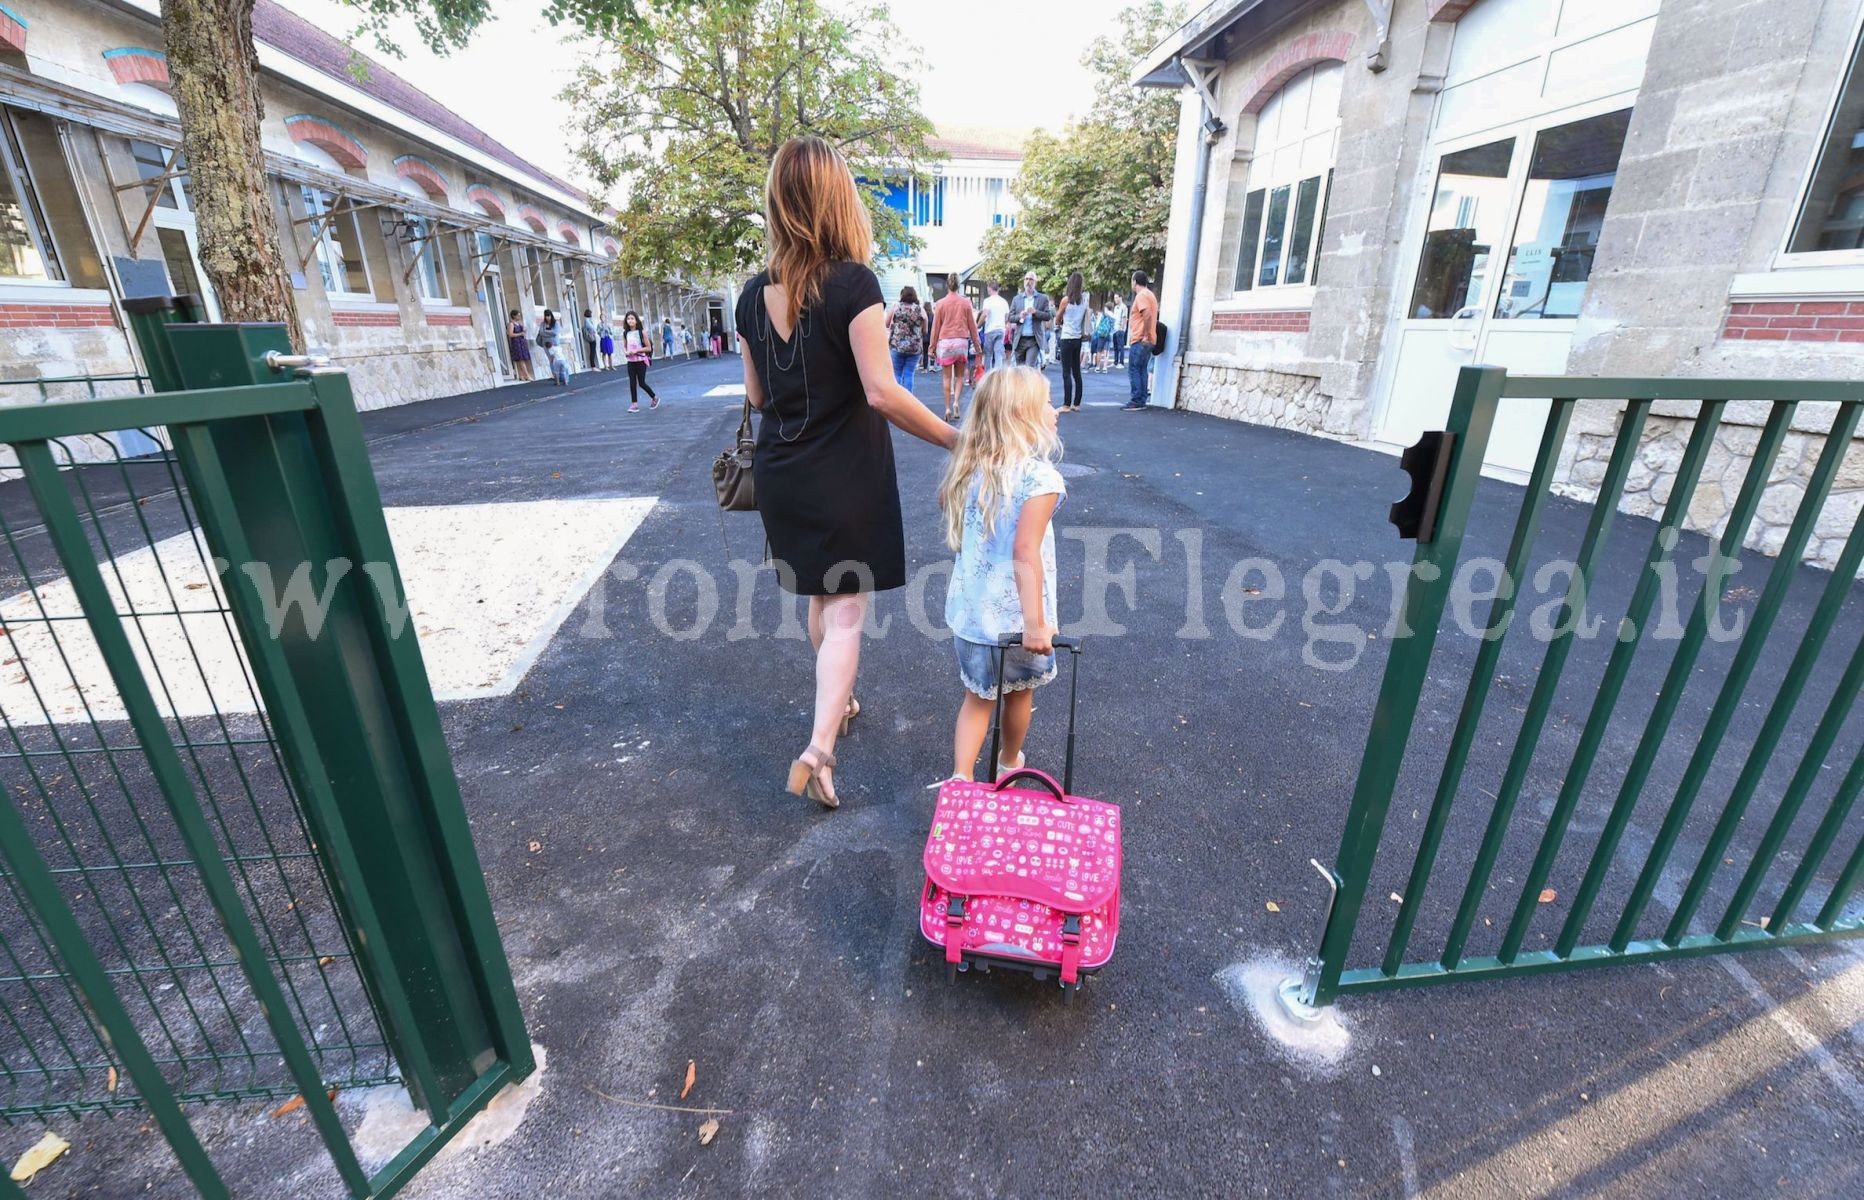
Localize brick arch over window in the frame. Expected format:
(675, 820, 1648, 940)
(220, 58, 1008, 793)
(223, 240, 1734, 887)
(602, 237, 620, 258)
(1239, 31, 1355, 115)
(284, 114, 367, 170)
(516, 205, 549, 233)
(0, 4, 28, 55)
(104, 47, 170, 90)
(558, 222, 581, 246)
(465, 184, 506, 218)
(394, 155, 449, 200)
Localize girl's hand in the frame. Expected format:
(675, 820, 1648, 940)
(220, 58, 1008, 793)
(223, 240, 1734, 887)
(1021, 623, 1056, 656)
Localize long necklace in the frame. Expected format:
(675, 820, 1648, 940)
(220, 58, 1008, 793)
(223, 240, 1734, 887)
(761, 287, 812, 443)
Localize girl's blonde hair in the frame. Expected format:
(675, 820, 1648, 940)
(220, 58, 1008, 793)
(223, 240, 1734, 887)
(939, 366, 1060, 551)
(764, 136, 874, 328)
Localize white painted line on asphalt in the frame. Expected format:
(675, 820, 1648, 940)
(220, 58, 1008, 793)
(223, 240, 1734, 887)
(1390, 1115, 1419, 1198)
(705, 384, 747, 397)
(1718, 956, 1864, 1119)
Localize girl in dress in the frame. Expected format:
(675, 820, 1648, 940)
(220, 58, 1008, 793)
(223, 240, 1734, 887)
(507, 310, 534, 381)
(620, 310, 657, 411)
(598, 316, 616, 370)
(938, 366, 1064, 782)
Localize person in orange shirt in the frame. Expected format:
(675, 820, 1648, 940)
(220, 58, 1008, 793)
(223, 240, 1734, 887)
(1124, 269, 1159, 411)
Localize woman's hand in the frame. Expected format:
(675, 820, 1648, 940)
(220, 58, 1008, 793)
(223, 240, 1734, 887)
(850, 304, 958, 450)
(1021, 622, 1056, 656)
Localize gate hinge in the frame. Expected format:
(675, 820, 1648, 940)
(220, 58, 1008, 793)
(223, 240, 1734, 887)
(1389, 430, 1457, 543)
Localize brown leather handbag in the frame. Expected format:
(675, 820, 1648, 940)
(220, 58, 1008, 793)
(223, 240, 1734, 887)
(712, 399, 756, 511)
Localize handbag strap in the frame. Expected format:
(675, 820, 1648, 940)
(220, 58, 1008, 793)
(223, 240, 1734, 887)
(736, 398, 754, 445)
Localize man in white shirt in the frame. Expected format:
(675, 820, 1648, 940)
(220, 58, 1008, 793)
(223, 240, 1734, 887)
(979, 281, 1010, 371)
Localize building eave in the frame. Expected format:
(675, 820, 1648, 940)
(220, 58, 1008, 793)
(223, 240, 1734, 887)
(1132, 0, 1302, 88)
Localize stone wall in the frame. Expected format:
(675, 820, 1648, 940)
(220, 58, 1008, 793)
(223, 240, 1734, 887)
(1177, 359, 1333, 432)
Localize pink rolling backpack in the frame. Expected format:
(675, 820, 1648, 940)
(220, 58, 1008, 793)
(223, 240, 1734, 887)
(920, 637, 1122, 1002)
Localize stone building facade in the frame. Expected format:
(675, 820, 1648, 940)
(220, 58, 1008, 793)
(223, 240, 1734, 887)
(1138, 0, 1864, 568)
(0, 0, 728, 411)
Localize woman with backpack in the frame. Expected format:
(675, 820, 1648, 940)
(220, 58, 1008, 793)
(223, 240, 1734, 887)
(536, 310, 569, 385)
(620, 310, 658, 412)
(1091, 302, 1116, 373)
(885, 285, 927, 390)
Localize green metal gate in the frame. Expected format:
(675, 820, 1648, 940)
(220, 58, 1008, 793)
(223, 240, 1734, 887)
(1301, 366, 1864, 1008)
(0, 299, 530, 1196)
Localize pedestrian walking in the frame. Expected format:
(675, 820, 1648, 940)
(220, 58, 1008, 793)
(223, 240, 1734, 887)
(1091, 302, 1116, 372)
(918, 296, 936, 372)
(1008, 272, 1052, 369)
(621, 310, 658, 411)
(1123, 270, 1158, 411)
(662, 316, 675, 358)
(735, 135, 958, 810)
(979, 281, 1009, 371)
(598, 315, 616, 370)
(536, 309, 569, 385)
(930, 272, 982, 422)
(710, 315, 725, 356)
(886, 285, 927, 390)
(1054, 271, 1091, 413)
(1111, 294, 1128, 366)
(581, 308, 600, 369)
(506, 309, 534, 381)
(937, 365, 1064, 781)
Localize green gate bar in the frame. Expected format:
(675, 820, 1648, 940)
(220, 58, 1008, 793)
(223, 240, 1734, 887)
(1306, 367, 1864, 1007)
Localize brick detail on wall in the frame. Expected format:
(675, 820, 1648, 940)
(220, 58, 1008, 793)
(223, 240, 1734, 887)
(332, 308, 402, 328)
(1721, 300, 1864, 343)
(0, 4, 26, 55)
(283, 114, 368, 170)
(425, 311, 472, 327)
(1240, 31, 1356, 115)
(393, 155, 450, 201)
(1428, 0, 1484, 21)
(0, 303, 117, 328)
(1212, 309, 1311, 334)
(103, 48, 170, 90)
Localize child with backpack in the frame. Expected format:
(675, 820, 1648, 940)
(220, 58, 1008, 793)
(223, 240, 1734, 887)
(937, 365, 1065, 782)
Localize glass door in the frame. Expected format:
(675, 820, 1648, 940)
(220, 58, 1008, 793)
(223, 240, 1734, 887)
(1379, 107, 1631, 473)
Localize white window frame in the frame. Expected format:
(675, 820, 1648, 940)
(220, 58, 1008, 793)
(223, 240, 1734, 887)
(301, 186, 375, 300)
(1230, 64, 1341, 302)
(403, 212, 449, 304)
(0, 108, 71, 287)
(1775, 8, 1864, 272)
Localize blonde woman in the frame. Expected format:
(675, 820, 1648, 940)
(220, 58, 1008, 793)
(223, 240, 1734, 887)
(938, 366, 1064, 782)
(736, 136, 959, 810)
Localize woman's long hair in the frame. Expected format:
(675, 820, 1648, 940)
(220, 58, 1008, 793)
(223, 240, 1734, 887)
(939, 366, 1060, 552)
(765, 136, 873, 328)
(1065, 271, 1083, 307)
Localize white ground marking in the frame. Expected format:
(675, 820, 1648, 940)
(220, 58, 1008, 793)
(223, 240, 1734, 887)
(704, 384, 747, 397)
(1214, 957, 1352, 1073)
(1390, 1115, 1420, 1198)
(1717, 956, 1864, 1119)
(0, 498, 655, 723)
(349, 1044, 547, 1170)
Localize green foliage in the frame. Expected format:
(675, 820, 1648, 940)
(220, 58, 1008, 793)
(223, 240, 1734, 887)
(561, 0, 938, 283)
(975, 0, 1182, 300)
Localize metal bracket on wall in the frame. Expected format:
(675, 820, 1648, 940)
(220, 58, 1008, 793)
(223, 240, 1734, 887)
(1361, 0, 1393, 72)
(1180, 57, 1228, 142)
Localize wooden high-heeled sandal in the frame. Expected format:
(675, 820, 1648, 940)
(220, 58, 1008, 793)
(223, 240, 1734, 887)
(786, 745, 839, 809)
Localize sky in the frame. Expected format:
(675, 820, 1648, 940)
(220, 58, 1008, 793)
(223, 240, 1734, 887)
(278, 0, 1139, 190)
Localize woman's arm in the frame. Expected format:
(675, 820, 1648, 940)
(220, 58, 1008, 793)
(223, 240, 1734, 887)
(849, 304, 957, 449)
(738, 334, 767, 410)
(1012, 492, 1061, 654)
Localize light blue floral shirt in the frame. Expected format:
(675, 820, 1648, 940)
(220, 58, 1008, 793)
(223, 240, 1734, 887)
(945, 457, 1065, 644)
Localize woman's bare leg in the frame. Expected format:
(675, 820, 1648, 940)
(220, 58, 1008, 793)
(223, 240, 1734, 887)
(806, 593, 867, 796)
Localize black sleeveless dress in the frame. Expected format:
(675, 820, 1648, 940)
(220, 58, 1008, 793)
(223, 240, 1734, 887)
(736, 262, 906, 595)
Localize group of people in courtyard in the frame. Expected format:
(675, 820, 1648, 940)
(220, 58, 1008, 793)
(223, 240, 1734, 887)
(735, 134, 1163, 811)
(504, 308, 727, 411)
(884, 269, 1159, 420)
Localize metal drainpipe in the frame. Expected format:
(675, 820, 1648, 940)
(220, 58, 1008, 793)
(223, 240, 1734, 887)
(1155, 58, 1222, 410)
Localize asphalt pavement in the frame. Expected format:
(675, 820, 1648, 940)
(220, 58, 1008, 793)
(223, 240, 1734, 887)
(31, 351, 1864, 1198)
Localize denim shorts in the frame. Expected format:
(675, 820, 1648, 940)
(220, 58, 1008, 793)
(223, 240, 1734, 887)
(954, 636, 1057, 700)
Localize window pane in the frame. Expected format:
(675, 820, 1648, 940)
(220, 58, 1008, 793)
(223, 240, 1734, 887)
(8, 111, 105, 288)
(1234, 189, 1264, 291)
(409, 218, 446, 301)
(129, 139, 179, 210)
(1494, 108, 1630, 319)
(156, 226, 203, 300)
(1259, 184, 1290, 288)
(1312, 168, 1333, 287)
(1408, 137, 1514, 319)
(0, 138, 51, 280)
(1790, 31, 1864, 252)
(330, 210, 370, 294)
(1284, 175, 1322, 285)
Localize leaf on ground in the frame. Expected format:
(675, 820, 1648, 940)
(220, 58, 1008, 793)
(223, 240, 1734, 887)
(1389, 892, 1404, 903)
(271, 1095, 306, 1119)
(10, 1131, 69, 1183)
(1538, 889, 1557, 904)
(106, 1066, 118, 1094)
(680, 1060, 696, 1100)
(697, 1118, 720, 1146)
(1264, 901, 1280, 913)
(529, 841, 542, 853)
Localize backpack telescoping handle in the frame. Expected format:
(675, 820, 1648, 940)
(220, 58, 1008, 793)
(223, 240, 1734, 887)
(986, 634, 1082, 794)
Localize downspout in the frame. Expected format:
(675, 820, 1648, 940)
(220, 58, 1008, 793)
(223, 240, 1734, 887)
(1154, 57, 1226, 410)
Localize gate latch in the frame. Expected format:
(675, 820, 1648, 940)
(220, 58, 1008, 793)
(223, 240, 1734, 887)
(1388, 430, 1456, 543)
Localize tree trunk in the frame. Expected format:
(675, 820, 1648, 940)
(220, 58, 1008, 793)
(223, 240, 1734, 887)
(159, 0, 301, 346)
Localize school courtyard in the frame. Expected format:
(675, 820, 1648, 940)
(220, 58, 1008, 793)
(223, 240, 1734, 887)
(15, 350, 1852, 1199)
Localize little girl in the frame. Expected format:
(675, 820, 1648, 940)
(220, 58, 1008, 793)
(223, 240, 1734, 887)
(938, 366, 1064, 781)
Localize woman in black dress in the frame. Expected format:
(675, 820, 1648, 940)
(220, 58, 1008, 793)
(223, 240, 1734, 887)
(738, 136, 958, 810)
